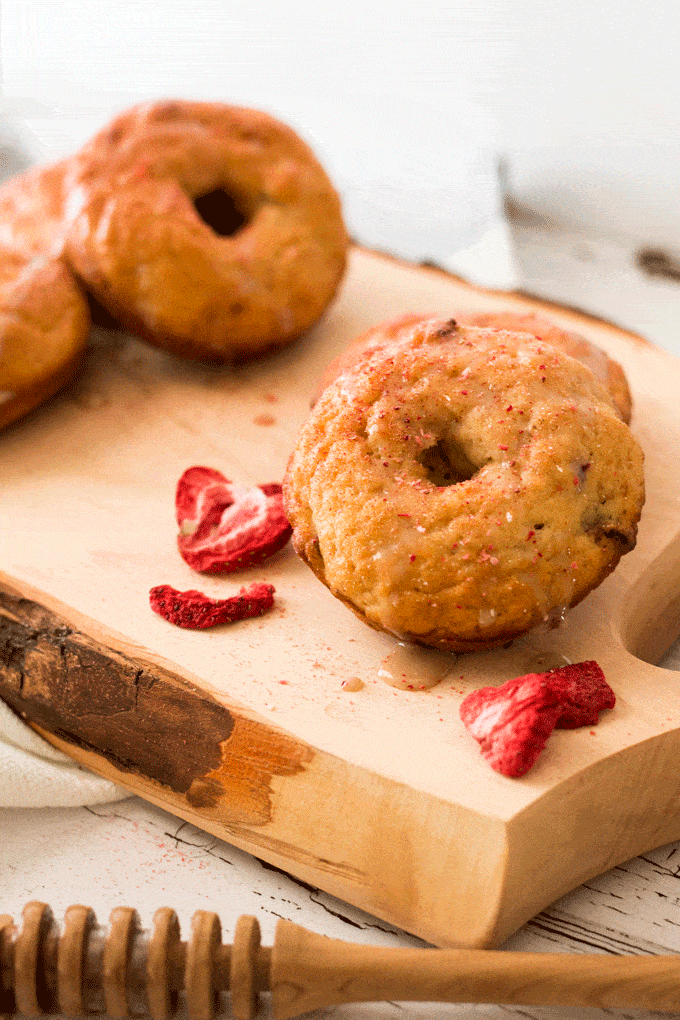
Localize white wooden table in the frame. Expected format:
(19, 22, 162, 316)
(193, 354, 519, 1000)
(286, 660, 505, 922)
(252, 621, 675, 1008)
(3, 214, 680, 1020)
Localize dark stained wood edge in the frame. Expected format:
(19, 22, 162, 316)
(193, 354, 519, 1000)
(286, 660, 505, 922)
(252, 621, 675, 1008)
(0, 580, 317, 831)
(0, 585, 234, 795)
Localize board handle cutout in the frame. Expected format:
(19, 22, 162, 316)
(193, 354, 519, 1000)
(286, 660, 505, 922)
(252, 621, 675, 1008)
(619, 531, 680, 666)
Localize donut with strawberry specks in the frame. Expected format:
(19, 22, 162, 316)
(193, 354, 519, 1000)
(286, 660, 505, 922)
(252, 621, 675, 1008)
(284, 318, 644, 652)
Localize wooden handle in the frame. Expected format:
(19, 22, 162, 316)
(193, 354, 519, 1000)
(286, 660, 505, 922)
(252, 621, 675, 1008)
(2, 903, 680, 1020)
(272, 919, 680, 1017)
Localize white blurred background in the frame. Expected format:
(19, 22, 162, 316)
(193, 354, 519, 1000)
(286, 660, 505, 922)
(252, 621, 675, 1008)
(3, 1, 680, 243)
(2, 0, 680, 346)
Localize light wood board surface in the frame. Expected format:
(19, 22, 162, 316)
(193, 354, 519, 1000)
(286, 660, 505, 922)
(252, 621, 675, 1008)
(2, 246, 679, 950)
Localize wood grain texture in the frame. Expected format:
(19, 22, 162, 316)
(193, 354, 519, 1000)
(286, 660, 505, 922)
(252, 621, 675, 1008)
(269, 919, 680, 1017)
(0, 588, 233, 795)
(2, 246, 680, 950)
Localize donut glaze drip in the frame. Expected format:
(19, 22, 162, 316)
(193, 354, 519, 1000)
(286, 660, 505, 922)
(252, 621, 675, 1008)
(378, 642, 455, 690)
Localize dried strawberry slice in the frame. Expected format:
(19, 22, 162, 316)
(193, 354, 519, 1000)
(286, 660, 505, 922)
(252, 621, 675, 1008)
(460, 661, 615, 778)
(546, 660, 615, 728)
(176, 466, 292, 573)
(175, 466, 231, 525)
(150, 582, 275, 629)
(460, 674, 564, 778)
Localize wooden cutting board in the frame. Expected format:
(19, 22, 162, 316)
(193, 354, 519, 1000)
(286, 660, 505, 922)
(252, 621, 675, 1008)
(2, 246, 680, 950)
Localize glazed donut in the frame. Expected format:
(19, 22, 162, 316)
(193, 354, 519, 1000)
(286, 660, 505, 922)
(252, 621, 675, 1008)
(64, 100, 349, 360)
(0, 157, 118, 329)
(283, 318, 645, 652)
(315, 310, 632, 422)
(0, 244, 90, 430)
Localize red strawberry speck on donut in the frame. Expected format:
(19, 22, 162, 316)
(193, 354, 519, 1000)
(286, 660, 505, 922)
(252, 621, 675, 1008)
(460, 661, 614, 777)
(176, 466, 292, 573)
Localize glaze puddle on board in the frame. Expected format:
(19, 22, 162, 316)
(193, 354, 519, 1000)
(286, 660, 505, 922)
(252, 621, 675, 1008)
(378, 642, 456, 690)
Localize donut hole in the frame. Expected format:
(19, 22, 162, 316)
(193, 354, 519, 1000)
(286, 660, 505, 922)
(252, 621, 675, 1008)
(193, 189, 249, 236)
(417, 438, 478, 487)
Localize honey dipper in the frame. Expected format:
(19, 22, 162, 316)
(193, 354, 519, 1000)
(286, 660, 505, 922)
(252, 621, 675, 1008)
(2, 901, 680, 1019)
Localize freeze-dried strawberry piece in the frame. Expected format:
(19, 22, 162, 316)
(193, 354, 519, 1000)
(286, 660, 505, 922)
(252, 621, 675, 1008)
(175, 465, 292, 574)
(460, 661, 615, 778)
(545, 660, 615, 728)
(460, 675, 564, 778)
(175, 466, 231, 529)
(149, 582, 275, 629)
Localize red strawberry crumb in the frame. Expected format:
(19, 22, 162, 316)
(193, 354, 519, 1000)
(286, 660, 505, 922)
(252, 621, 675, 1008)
(149, 582, 275, 629)
(459, 661, 614, 777)
(545, 660, 615, 727)
(175, 466, 291, 573)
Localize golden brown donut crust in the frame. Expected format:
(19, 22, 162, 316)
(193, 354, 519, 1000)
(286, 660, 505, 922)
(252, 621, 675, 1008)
(315, 310, 632, 423)
(0, 158, 92, 429)
(314, 312, 427, 402)
(0, 247, 90, 430)
(65, 100, 349, 360)
(284, 318, 645, 652)
(0, 100, 347, 430)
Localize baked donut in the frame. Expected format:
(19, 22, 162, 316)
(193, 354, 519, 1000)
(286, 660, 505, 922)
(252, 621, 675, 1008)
(0, 158, 92, 429)
(0, 245, 90, 430)
(283, 318, 645, 652)
(64, 100, 348, 360)
(315, 311, 632, 422)
(0, 157, 118, 329)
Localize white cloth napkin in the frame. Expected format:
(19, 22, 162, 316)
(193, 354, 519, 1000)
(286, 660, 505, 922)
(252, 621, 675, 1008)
(0, 699, 128, 807)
